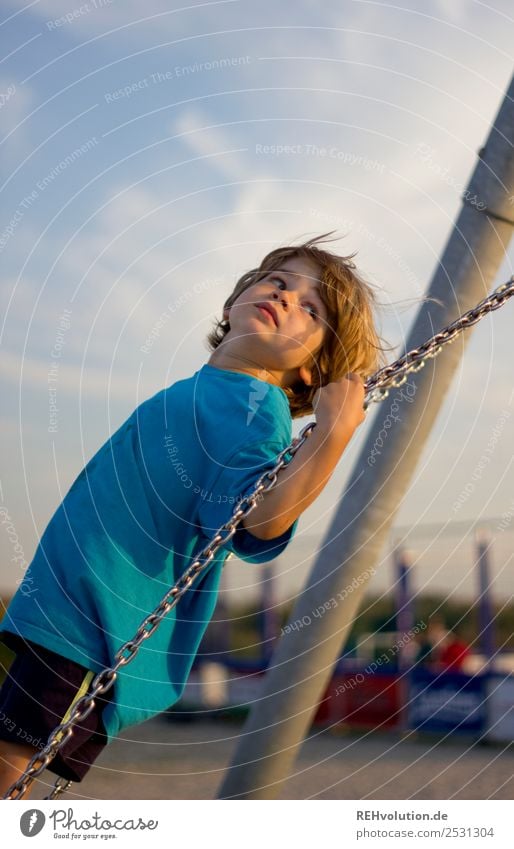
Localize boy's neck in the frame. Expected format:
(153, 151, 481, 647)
(207, 350, 283, 388)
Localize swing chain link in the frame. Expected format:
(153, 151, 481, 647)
(46, 777, 73, 800)
(4, 276, 514, 801)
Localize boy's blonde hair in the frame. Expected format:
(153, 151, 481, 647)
(206, 232, 386, 419)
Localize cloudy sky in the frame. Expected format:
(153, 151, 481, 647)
(1, 0, 513, 605)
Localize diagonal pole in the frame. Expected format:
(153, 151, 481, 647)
(218, 74, 514, 800)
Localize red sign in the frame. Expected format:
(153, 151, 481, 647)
(314, 672, 403, 729)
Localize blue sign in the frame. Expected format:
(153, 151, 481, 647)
(408, 669, 486, 733)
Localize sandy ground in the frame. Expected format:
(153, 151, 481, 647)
(26, 716, 514, 801)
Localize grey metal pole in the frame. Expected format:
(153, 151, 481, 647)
(218, 75, 514, 800)
(476, 527, 496, 673)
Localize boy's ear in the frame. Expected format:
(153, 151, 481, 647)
(222, 307, 230, 322)
(298, 364, 313, 386)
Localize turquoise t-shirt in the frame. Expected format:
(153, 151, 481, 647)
(0, 364, 298, 740)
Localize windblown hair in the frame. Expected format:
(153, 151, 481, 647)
(206, 231, 387, 419)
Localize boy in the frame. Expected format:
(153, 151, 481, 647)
(0, 232, 382, 796)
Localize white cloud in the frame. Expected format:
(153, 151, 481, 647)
(172, 107, 250, 181)
(0, 348, 137, 400)
(0, 75, 35, 165)
(8, 0, 243, 40)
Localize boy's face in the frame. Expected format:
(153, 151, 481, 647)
(222, 255, 328, 388)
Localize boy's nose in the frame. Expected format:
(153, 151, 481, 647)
(272, 291, 293, 310)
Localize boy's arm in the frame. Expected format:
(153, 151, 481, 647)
(241, 374, 366, 541)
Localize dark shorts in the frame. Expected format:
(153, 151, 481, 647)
(0, 632, 112, 782)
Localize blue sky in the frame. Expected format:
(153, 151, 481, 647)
(1, 0, 513, 603)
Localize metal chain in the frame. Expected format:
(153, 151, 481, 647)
(4, 276, 514, 801)
(364, 277, 514, 406)
(46, 777, 73, 799)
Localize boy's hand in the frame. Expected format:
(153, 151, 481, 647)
(313, 373, 366, 435)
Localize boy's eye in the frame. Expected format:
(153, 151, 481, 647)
(270, 276, 319, 319)
(304, 303, 318, 319)
(271, 276, 286, 289)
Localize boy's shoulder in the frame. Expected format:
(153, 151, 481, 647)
(163, 364, 289, 418)
(161, 364, 293, 461)
(198, 364, 291, 431)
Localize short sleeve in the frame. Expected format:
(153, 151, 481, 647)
(230, 516, 298, 564)
(197, 440, 298, 564)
